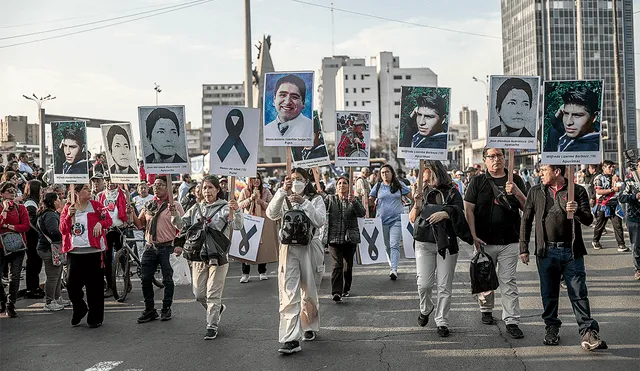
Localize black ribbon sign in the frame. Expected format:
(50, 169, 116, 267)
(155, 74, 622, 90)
(406, 222, 414, 236)
(217, 109, 250, 164)
(238, 224, 258, 256)
(362, 227, 379, 261)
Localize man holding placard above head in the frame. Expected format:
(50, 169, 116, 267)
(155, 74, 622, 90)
(263, 72, 314, 146)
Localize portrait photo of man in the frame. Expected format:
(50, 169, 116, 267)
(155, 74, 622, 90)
(53, 121, 89, 175)
(263, 72, 314, 144)
(490, 77, 538, 138)
(543, 81, 602, 153)
(408, 92, 448, 149)
(103, 124, 137, 175)
(140, 106, 187, 164)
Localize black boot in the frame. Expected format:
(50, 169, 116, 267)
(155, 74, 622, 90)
(0, 300, 6, 314)
(6, 302, 17, 318)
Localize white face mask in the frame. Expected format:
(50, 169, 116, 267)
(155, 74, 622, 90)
(292, 180, 306, 195)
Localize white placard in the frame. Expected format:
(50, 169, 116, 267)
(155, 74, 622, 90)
(487, 76, 541, 150)
(356, 217, 387, 265)
(229, 214, 265, 262)
(397, 86, 451, 161)
(210, 107, 260, 177)
(100, 123, 139, 184)
(290, 111, 331, 168)
(400, 214, 415, 259)
(51, 121, 90, 184)
(335, 111, 371, 167)
(139, 105, 190, 174)
(263, 71, 315, 147)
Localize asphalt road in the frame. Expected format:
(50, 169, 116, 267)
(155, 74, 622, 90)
(1, 226, 639, 371)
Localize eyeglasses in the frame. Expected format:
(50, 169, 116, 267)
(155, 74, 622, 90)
(4, 189, 17, 194)
(484, 154, 505, 161)
(153, 183, 167, 188)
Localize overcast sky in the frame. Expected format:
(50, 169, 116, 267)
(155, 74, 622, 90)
(1, 0, 638, 154)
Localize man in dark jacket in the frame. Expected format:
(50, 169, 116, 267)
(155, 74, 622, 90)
(520, 164, 605, 351)
(618, 176, 640, 280)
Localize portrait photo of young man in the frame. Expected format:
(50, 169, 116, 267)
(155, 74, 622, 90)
(263, 72, 314, 145)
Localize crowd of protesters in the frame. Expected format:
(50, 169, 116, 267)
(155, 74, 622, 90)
(3, 149, 640, 355)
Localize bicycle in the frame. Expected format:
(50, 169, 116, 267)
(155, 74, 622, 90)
(112, 227, 164, 302)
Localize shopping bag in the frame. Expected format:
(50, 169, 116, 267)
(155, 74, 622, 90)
(170, 253, 192, 286)
(469, 248, 499, 294)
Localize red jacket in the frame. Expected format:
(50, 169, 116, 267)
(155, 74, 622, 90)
(0, 203, 30, 247)
(97, 188, 128, 224)
(60, 200, 112, 254)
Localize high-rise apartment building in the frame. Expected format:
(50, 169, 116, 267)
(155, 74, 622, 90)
(459, 106, 479, 140)
(501, 0, 636, 159)
(201, 83, 245, 146)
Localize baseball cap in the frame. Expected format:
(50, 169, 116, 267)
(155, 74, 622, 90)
(455, 171, 463, 175)
(91, 172, 104, 180)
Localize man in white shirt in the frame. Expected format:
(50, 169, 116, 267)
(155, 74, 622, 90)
(18, 152, 33, 175)
(178, 174, 191, 202)
(264, 74, 313, 141)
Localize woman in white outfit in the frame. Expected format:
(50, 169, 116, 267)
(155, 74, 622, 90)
(266, 167, 326, 355)
(180, 176, 242, 340)
(410, 161, 472, 337)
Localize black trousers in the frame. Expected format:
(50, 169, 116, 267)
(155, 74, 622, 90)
(329, 242, 356, 295)
(67, 252, 104, 325)
(242, 263, 266, 275)
(104, 229, 123, 290)
(25, 242, 43, 292)
(0, 250, 25, 303)
(593, 207, 625, 246)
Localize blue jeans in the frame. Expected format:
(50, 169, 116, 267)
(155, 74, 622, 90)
(626, 221, 640, 271)
(141, 245, 174, 311)
(536, 247, 599, 335)
(382, 220, 402, 271)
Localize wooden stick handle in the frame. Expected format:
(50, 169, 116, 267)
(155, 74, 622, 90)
(567, 165, 575, 220)
(418, 160, 424, 192)
(508, 149, 515, 183)
(349, 167, 355, 196)
(312, 167, 322, 193)
(286, 148, 292, 176)
(228, 176, 236, 239)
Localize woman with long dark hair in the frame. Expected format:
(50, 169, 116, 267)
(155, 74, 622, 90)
(369, 164, 411, 280)
(237, 173, 275, 282)
(23, 180, 45, 299)
(266, 167, 326, 354)
(410, 161, 472, 337)
(180, 175, 242, 340)
(0, 181, 30, 317)
(325, 176, 366, 300)
(36, 191, 67, 311)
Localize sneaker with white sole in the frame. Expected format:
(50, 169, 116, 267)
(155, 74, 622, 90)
(592, 241, 602, 250)
(617, 245, 630, 252)
(240, 274, 249, 283)
(259, 274, 269, 281)
(580, 329, 603, 351)
(43, 302, 64, 312)
(278, 340, 301, 354)
(389, 270, 398, 280)
(204, 328, 218, 340)
(57, 297, 71, 307)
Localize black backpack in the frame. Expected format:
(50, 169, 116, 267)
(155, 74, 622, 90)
(182, 204, 225, 261)
(280, 197, 314, 246)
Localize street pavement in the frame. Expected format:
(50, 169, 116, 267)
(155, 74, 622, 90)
(1, 225, 639, 371)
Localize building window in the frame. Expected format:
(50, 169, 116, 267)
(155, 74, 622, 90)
(405, 75, 412, 80)
(346, 101, 349, 107)
(353, 74, 356, 80)
(345, 88, 349, 93)
(362, 101, 367, 106)
(353, 101, 357, 106)
(394, 101, 400, 106)
(394, 114, 400, 119)
(345, 75, 348, 80)
(393, 75, 402, 80)
(353, 88, 357, 93)
(393, 88, 401, 93)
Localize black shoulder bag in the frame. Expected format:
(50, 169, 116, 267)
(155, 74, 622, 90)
(485, 175, 513, 211)
(413, 189, 445, 243)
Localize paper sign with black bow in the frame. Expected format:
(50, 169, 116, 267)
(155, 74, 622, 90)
(210, 107, 260, 177)
(229, 214, 265, 262)
(356, 217, 387, 265)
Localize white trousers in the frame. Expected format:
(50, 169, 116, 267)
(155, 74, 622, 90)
(476, 244, 521, 325)
(415, 241, 458, 327)
(192, 261, 229, 329)
(278, 239, 322, 343)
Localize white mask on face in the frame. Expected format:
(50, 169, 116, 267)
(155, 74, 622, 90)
(292, 180, 306, 195)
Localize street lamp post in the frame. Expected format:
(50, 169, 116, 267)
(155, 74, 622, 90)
(472, 75, 489, 167)
(154, 83, 162, 106)
(23, 94, 56, 169)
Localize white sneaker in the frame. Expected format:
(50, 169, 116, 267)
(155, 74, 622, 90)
(43, 302, 64, 312)
(259, 274, 268, 281)
(240, 274, 250, 283)
(57, 297, 71, 307)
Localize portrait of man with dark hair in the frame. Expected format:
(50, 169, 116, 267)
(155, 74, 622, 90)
(544, 82, 602, 153)
(410, 93, 448, 149)
(264, 73, 314, 141)
(490, 77, 536, 138)
(142, 107, 187, 163)
(104, 124, 137, 175)
(53, 121, 89, 175)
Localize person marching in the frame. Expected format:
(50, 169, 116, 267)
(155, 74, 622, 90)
(266, 167, 326, 354)
(180, 175, 242, 340)
(410, 161, 472, 337)
(325, 176, 365, 301)
(237, 173, 274, 283)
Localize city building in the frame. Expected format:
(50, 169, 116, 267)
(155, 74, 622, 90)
(501, 0, 636, 160)
(184, 121, 203, 156)
(459, 106, 479, 140)
(201, 83, 245, 146)
(334, 64, 380, 140)
(0, 115, 39, 145)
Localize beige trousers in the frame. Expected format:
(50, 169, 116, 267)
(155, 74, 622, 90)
(192, 261, 229, 329)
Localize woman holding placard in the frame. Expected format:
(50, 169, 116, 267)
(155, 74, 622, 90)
(237, 173, 273, 283)
(180, 175, 242, 341)
(266, 167, 326, 354)
(369, 165, 411, 280)
(410, 161, 472, 337)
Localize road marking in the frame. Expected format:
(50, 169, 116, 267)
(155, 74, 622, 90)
(85, 361, 123, 371)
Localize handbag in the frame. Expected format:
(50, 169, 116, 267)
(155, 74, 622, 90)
(413, 189, 445, 243)
(485, 175, 514, 211)
(37, 214, 66, 266)
(1, 206, 27, 256)
(469, 247, 499, 294)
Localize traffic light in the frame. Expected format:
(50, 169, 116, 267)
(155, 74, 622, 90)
(601, 120, 609, 140)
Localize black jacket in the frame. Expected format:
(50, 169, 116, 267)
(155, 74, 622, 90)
(325, 194, 366, 245)
(520, 180, 593, 258)
(36, 210, 62, 251)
